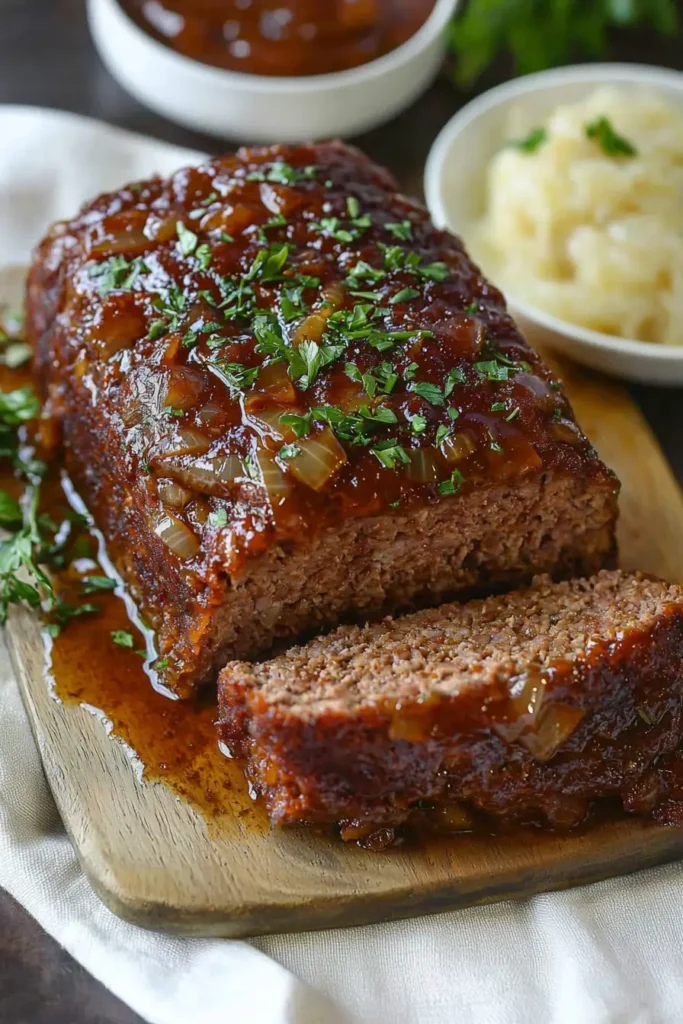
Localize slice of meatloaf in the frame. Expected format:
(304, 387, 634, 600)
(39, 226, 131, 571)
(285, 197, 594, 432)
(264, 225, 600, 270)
(27, 141, 618, 697)
(218, 571, 683, 837)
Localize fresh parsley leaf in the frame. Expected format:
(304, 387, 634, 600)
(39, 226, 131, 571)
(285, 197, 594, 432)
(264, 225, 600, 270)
(370, 438, 410, 470)
(385, 220, 413, 241)
(0, 491, 22, 525)
(209, 507, 228, 527)
(176, 221, 198, 256)
(81, 575, 116, 594)
(89, 255, 149, 297)
(508, 127, 547, 153)
(418, 261, 449, 283)
(390, 287, 420, 305)
(409, 414, 427, 435)
(1, 342, 31, 369)
(474, 360, 509, 382)
(278, 443, 301, 460)
(444, 366, 466, 397)
(212, 362, 260, 391)
(438, 469, 464, 497)
(585, 116, 637, 157)
(435, 424, 450, 447)
(195, 243, 213, 269)
(246, 161, 317, 185)
(111, 629, 135, 649)
(410, 381, 445, 406)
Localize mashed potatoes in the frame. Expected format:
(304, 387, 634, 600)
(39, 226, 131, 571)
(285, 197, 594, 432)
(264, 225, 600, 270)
(471, 87, 683, 345)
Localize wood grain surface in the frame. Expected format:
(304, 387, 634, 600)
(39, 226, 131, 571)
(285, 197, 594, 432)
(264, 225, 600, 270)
(7, 354, 683, 939)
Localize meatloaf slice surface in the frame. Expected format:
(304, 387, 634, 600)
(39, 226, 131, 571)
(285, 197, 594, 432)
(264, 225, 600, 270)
(27, 141, 617, 697)
(218, 571, 683, 835)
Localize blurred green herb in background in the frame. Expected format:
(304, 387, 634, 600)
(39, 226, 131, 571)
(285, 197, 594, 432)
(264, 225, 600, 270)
(450, 0, 679, 87)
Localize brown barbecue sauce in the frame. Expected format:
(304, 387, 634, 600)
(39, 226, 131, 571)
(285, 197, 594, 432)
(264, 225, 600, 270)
(118, 0, 437, 77)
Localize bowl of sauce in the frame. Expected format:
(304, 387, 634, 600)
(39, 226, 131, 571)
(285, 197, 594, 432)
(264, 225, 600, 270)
(87, 0, 459, 142)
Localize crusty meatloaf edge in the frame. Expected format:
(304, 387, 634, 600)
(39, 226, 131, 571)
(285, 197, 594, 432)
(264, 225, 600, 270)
(217, 572, 683, 836)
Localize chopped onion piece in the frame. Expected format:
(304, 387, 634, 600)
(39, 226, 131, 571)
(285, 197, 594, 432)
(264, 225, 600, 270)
(157, 479, 193, 509)
(154, 513, 200, 560)
(405, 448, 444, 484)
(245, 362, 296, 406)
(550, 418, 583, 445)
(247, 405, 298, 442)
(286, 429, 347, 491)
(292, 283, 345, 347)
(164, 366, 206, 411)
(158, 454, 243, 496)
(441, 431, 476, 465)
(255, 449, 291, 501)
(157, 428, 211, 458)
(521, 704, 585, 761)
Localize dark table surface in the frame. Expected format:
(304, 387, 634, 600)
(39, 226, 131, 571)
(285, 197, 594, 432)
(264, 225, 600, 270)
(2, 2, 683, 1022)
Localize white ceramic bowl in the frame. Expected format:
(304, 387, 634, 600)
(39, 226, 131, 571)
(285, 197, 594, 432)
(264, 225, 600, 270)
(88, 0, 459, 144)
(424, 63, 683, 386)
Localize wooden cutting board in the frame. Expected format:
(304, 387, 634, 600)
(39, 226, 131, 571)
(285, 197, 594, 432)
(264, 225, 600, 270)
(7, 353, 683, 939)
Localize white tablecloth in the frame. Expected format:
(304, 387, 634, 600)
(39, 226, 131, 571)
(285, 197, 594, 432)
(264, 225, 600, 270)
(1, 105, 682, 1024)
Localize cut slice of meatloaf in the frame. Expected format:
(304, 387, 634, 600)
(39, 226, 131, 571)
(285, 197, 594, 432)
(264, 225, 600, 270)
(27, 140, 618, 697)
(218, 571, 683, 835)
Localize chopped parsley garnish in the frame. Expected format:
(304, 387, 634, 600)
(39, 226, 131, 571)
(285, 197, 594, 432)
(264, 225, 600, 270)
(491, 401, 506, 412)
(418, 261, 449, 283)
(585, 117, 637, 158)
(409, 414, 427, 435)
(81, 575, 116, 594)
(0, 335, 31, 369)
(438, 469, 464, 497)
(195, 243, 212, 269)
(444, 367, 466, 396)
(111, 629, 135, 649)
(89, 255, 149, 297)
(409, 381, 445, 406)
(435, 424, 449, 447)
(246, 161, 317, 185)
(345, 361, 398, 398)
(371, 438, 410, 470)
(176, 221, 198, 257)
(506, 406, 521, 422)
(447, 406, 460, 420)
(278, 443, 301, 460)
(211, 361, 260, 391)
(220, 232, 234, 244)
(148, 320, 168, 341)
(385, 220, 413, 242)
(464, 302, 479, 314)
(488, 430, 503, 453)
(508, 127, 547, 153)
(209, 507, 228, 527)
(390, 287, 420, 305)
(345, 261, 387, 288)
(474, 360, 510, 382)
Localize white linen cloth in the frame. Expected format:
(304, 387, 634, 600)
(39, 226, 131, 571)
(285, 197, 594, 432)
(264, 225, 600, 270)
(1, 106, 683, 1024)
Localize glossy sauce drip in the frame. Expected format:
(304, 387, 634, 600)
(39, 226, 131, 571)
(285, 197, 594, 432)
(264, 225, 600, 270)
(41, 474, 266, 827)
(119, 0, 437, 77)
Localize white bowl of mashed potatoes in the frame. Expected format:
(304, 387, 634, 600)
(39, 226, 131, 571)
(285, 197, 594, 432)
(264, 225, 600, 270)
(425, 64, 683, 385)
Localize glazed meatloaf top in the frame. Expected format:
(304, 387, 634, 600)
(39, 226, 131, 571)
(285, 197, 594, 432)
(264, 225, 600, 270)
(29, 141, 614, 578)
(221, 571, 682, 721)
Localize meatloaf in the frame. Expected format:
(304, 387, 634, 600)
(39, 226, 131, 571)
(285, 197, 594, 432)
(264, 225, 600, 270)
(27, 141, 617, 697)
(218, 571, 683, 838)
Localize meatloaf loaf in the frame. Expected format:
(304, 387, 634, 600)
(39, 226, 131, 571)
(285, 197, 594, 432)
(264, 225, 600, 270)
(218, 571, 683, 838)
(27, 141, 617, 697)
